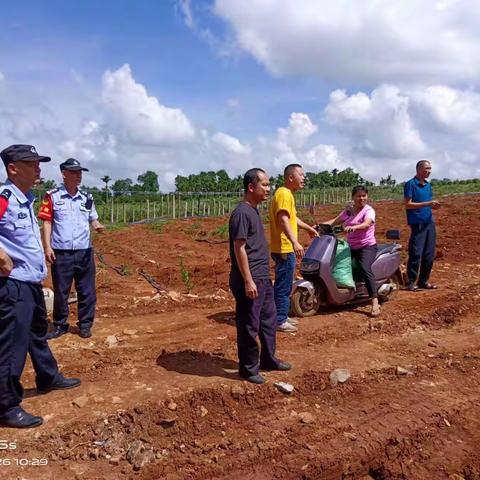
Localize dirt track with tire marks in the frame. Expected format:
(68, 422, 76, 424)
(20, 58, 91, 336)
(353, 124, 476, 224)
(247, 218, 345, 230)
(2, 195, 480, 479)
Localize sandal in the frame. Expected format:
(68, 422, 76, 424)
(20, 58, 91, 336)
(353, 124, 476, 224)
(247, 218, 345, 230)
(418, 283, 437, 290)
(370, 306, 381, 318)
(406, 283, 419, 292)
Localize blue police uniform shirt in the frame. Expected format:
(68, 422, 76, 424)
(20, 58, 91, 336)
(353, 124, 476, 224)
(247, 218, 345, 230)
(403, 176, 433, 225)
(40, 185, 99, 250)
(0, 180, 47, 283)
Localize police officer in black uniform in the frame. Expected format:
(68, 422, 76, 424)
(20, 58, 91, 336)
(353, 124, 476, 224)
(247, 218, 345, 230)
(0, 144, 81, 429)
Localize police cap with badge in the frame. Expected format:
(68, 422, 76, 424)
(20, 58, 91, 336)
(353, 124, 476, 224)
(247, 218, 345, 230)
(60, 158, 89, 172)
(0, 144, 51, 166)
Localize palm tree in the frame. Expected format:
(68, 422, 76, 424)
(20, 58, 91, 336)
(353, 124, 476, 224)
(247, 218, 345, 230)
(101, 175, 111, 203)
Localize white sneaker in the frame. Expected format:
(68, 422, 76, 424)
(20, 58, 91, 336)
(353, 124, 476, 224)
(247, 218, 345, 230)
(277, 321, 298, 333)
(287, 317, 299, 326)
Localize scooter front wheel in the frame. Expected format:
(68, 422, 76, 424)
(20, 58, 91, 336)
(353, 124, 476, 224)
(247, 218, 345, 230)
(291, 287, 320, 317)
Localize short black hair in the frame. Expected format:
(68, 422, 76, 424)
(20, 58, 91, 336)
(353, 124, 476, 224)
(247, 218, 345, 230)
(284, 163, 302, 179)
(351, 185, 368, 197)
(416, 159, 431, 170)
(243, 168, 265, 193)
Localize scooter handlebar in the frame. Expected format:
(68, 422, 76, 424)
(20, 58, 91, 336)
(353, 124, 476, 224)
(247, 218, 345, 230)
(314, 224, 343, 235)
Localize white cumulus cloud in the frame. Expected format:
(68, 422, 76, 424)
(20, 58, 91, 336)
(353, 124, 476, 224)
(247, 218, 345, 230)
(325, 85, 426, 158)
(213, 0, 480, 85)
(212, 131, 251, 155)
(102, 64, 195, 146)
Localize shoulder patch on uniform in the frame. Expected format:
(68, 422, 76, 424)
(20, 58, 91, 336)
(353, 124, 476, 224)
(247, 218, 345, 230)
(0, 189, 11, 219)
(47, 188, 59, 195)
(0, 189, 12, 201)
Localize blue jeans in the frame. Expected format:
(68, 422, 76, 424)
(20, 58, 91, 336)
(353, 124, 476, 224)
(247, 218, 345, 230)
(271, 252, 296, 325)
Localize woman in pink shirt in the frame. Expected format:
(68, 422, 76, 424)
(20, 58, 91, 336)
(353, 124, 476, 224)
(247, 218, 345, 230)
(320, 185, 380, 317)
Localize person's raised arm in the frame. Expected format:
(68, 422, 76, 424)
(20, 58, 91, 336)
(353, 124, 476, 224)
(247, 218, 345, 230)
(233, 239, 258, 299)
(404, 197, 440, 210)
(297, 218, 319, 238)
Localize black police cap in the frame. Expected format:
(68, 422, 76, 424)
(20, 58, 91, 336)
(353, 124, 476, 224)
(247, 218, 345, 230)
(60, 158, 89, 172)
(0, 144, 51, 166)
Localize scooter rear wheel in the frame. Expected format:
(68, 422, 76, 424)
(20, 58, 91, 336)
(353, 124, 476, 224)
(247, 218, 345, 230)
(291, 287, 320, 317)
(378, 273, 400, 303)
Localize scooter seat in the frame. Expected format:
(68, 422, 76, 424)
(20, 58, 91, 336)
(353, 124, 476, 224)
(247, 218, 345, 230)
(375, 243, 397, 258)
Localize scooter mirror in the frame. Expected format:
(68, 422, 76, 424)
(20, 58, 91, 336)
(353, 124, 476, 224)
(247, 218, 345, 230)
(386, 229, 400, 240)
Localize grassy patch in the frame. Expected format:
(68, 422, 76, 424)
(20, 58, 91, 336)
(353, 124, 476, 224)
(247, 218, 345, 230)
(179, 258, 193, 292)
(209, 223, 229, 240)
(148, 220, 170, 234)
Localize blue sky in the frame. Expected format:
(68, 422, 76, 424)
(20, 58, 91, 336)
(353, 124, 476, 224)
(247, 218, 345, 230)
(1, 0, 480, 190)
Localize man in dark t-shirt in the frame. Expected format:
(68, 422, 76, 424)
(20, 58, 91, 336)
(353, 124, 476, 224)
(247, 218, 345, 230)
(229, 168, 291, 384)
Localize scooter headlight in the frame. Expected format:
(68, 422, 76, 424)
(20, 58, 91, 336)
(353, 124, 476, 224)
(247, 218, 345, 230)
(301, 258, 320, 273)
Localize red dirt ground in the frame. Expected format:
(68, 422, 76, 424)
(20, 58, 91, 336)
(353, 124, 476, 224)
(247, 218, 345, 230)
(1, 194, 480, 480)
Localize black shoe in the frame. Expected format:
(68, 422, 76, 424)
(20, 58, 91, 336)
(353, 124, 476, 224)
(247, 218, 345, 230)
(78, 328, 92, 338)
(0, 407, 43, 429)
(261, 361, 292, 372)
(240, 373, 266, 384)
(37, 374, 81, 394)
(47, 326, 69, 340)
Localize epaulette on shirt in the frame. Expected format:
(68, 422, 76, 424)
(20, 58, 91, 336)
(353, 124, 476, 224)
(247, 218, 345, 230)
(46, 188, 59, 195)
(0, 188, 12, 219)
(81, 190, 94, 209)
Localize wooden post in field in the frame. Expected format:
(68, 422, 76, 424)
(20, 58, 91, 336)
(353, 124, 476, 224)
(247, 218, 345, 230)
(172, 194, 176, 219)
(132, 204, 135, 223)
(153, 202, 156, 219)
(110, 196, 114, 224)
(123, 203, 126, 223)
(184, 200, 187, 217)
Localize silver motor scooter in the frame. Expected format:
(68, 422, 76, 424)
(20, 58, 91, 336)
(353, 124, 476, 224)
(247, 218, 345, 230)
(290, 224, 402, 317)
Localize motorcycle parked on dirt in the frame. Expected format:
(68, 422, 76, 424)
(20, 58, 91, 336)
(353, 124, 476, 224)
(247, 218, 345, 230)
(290, 224, 403, 317)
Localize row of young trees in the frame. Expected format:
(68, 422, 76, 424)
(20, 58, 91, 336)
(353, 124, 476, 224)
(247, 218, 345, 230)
(174, 167, 372, 192)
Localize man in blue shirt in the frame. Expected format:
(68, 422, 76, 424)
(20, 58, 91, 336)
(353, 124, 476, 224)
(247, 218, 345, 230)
(404, 160, 440, 291)
(38, 158, 104, 339)
(0, 144, 80, 429)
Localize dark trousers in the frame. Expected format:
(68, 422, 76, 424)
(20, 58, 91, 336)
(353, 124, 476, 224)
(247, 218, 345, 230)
(351, 245, 378, 298)
(52, 248, 96, 330)
(407, 223, 436, 285)
(0, 278, 58, 414)
(229, 276, 280, 378)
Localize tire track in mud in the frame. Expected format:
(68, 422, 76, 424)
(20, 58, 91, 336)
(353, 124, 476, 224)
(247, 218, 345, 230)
(13, 357, 480, 480)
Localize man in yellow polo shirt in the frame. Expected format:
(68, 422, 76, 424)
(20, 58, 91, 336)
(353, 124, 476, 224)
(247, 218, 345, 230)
(269, 164, 318, 333)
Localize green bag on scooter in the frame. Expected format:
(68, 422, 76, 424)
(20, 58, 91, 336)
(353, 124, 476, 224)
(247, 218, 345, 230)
(332, 239, 355, 288)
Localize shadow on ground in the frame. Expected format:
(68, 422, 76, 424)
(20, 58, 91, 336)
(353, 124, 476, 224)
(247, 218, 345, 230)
(207, 311, 236, 325)
(156, 349, 238, 379)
